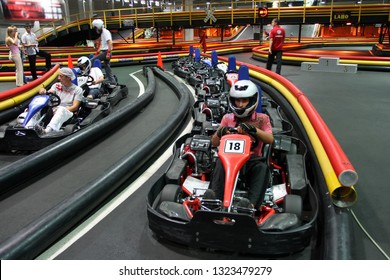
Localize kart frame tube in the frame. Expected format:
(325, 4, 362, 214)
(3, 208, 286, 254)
(0, 67, 191, 259)
(0, 67, 156, 196)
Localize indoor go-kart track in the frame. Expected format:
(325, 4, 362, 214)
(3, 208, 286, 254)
(0, 53, 389, 260)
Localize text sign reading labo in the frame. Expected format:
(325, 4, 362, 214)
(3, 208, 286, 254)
(224, 139, 246, 154)
(332, 11, 351, 22)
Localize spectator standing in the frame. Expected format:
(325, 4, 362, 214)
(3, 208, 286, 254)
(200, 29, 207, 53)
(5, 26, 24, 87)
(21, 23, 52, 80)
(14, 25, 28, 84)
(266, 18, 285, 75)
(90, 19, 116, 85)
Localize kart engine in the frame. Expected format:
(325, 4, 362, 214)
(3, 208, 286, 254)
(180, 135, 214, 178)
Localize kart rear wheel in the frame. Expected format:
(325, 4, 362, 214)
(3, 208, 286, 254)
(283, 194, 302, 220)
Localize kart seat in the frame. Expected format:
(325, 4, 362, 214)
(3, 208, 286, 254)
(71, 68, 81, 85)
(88, 54, 102, 69)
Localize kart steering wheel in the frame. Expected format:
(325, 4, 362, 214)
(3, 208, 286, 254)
(48, 93, 61, 107)
(85, 75, 94, 86)
(226, 126, 259, 149)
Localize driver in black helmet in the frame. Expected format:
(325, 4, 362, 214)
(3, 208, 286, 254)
(208, 79, 274, 209)
(76, 56, 104, 98)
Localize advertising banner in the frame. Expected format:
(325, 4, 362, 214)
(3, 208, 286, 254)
(1, 0, 64, 21)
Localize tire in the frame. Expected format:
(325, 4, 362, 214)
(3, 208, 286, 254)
(283, 194, 302, 220)
(152, 184, 182, 210)
(160, 184, 182, 203)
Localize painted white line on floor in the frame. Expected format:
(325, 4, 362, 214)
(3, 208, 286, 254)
(36, 76, 195, 260)
(129, 70, 145, 97)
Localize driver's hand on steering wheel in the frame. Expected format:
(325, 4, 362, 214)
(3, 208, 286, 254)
(39, 88, 48, 95)
(217, 126, 230, 138)
(238, 123, 258, 138)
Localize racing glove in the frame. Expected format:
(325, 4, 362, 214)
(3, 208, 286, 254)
(216, 126, 228, 138)
(106, 50, 112, 60)
(239, 123, 257, 138)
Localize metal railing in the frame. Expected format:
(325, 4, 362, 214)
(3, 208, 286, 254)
(35, 3, 390, 42)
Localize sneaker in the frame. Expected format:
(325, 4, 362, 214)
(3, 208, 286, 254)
(107, 82, 117, 89)
(34, 124, 45, 135)
(203, 189, 216, 199)
(236, 198, 254, 209)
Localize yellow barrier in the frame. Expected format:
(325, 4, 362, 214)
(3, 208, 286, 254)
(250, 70, 357, 207)
(0, 69, 59, 111)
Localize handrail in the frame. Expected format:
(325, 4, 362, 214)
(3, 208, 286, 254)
(33, 4, 390, 42)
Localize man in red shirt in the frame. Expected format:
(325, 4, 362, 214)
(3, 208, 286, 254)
(266, 18, 285, 75)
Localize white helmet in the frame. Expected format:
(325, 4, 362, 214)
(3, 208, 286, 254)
(92, 19, 104, 33)
(77, 56, 91, 75)
(228, 80, 259, 118)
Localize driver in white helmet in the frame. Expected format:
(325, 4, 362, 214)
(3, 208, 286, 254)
(90, 19, 116, 85)
(77, 56, 104, 98)
(208, 79, 274, 209)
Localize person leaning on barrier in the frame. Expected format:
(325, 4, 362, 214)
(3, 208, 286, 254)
(21, 23, 52, 80)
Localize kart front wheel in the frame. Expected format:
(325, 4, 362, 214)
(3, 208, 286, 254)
(152, 184, 182, 210)
(160, 184, 182, 203)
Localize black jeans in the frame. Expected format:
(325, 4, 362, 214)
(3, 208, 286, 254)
(90, 51, 116, 84)
(266, 50, 283, 74)
(209, 157, 270, 207)
(28, 50, 51, 80)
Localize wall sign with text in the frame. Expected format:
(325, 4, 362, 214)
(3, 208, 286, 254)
(332, 11, 351, 22)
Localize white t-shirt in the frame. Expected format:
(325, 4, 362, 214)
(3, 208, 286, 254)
(49, 82, 83, 106)
(77, 67, 104, 89)
(21, 32, 39, 55)
(100, 28, 112, 51)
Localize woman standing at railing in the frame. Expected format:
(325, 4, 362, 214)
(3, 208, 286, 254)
(5, 25, 24, 87)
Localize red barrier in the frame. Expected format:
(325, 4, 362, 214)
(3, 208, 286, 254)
(257, 65, 357, 186)
(0, 64, 60, 101)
